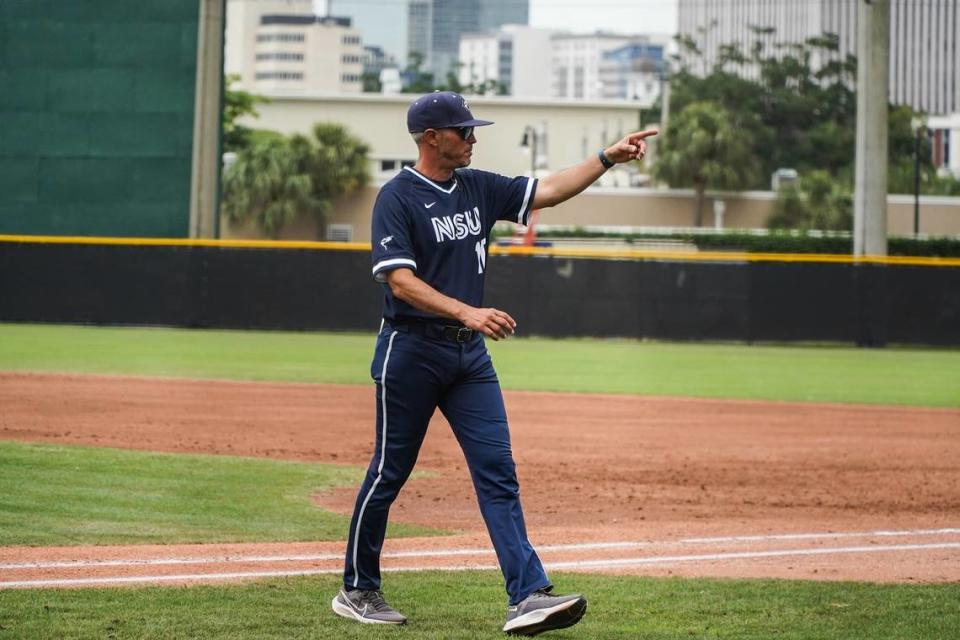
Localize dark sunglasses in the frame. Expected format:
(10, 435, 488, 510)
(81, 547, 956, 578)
(426, 126, 474, 140)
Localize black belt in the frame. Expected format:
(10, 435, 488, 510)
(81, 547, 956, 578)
(388, 320, 477, 343)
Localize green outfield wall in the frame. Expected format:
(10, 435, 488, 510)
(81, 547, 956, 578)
(0, 1, 200, 237)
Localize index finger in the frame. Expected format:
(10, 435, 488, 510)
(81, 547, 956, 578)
(628, 129, 658, 142)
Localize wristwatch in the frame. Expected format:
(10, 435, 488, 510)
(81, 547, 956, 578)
(598, 149, 614, 170)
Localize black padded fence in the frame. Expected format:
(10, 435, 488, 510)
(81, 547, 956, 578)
(1, 242, 958, 345)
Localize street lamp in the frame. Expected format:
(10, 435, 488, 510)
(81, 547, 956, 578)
(520, 125, 538, 177)
(911, 116, 929, 237)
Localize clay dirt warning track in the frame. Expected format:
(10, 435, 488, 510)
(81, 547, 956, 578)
(2, 372, 959, 588)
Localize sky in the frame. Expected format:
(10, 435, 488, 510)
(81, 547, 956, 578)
(320, 0, 677, 32)
(318, 0, 679, 65)
(530, 0, 677, 36)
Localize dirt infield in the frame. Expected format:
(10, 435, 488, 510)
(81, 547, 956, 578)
(2, 372, 959, 587)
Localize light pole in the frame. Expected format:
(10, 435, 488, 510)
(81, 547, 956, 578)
(911, 117, 927, 237)
(520, 126, 538, 178)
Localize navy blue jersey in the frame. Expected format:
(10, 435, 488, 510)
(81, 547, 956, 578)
(371, 166, 537, 322)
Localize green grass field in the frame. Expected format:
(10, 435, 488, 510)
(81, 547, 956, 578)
(0, 442, 436, 546)
(2, 322, 958, 638)
(1, 572, 957, 640)
(1, 323, 958, 405)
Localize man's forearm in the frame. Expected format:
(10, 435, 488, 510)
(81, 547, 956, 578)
(531, 130, 657, 210)
(384, 268, 517, 340)
(387, 269, 466, 321)
(533, 155, 607, 209)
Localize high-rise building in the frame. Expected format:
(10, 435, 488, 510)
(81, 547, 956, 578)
(598, 41, 667, 102)
(551, 33, 634, 101)
(328, 0, 410, 66)
(225, 0, 364, 95)
(407, 0, 529, 82)
(458, 26, 555, 97)
(677, 0, 960, 116)
(459, 26, 666, 104)
(551, 33, 669, 103)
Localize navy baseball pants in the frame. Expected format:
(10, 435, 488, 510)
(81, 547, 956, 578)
(343, 324, 550, 605)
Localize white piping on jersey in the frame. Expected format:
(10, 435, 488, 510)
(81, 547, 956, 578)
(516, 177, 534, 224)
(403, 166, 458, 194)
(351, 329, 398, 588)
(372, 257, 417, 281)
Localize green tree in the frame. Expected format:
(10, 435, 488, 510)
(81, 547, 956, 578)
(767, 170, 852, 231)
(653, 101, 761, 226)
(222, 75, 269, 152)
(401, 51, 436, 93)
(361, 71, 381, 93)
(668, 28, 935, 193)
(307, 123, 370, 204)
(221, 124, 369, 238)
(221, 135, 320, 239)
(442, 61, 466, 93)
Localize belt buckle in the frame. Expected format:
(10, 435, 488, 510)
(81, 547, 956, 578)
(455, 327, 472, 343)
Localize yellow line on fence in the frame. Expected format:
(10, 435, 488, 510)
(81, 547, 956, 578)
(1, 234, 959, 267)
(0, 234, 371, 252)
(489, 245, 960, 267)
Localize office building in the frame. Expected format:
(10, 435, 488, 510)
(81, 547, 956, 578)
(677, 0, 960, 115)
(551, 33, 635, 101)
(408, 0, 529, 82)
(458, 26, 555, 97)
(598, 40, 668, 102)
(328, 0, 410, 66)
(225, 0, 364, 94)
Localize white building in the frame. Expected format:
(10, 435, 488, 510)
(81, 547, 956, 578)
(927, 113, 959, 178)
(458, 26, 555, 98)
(550, 33, 670, 103)
(597, 39, 669, 102)
(677, 0, 960, 116)
(224, 0, 364, 95)
(237, 93, 645, 185)
(226, 94, 960, 241)
(551, 33, 635, 101)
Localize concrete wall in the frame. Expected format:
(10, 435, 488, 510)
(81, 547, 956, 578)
(239, 93, 646, 183)
(0, 0, 201, 237)
(222, 184, 960, 242)
(231, 94, 960, 242)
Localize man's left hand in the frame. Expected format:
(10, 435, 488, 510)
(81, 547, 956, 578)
(604, 129, 658, 164)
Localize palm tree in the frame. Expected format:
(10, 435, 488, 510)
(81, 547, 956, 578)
(654, 101, 760, 226)
(308, 123, 370, 205)
(221, 124, 369, 239)
(221, 135, 320, 239)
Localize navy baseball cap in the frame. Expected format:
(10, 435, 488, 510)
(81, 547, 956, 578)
(407, 91, 494, 133)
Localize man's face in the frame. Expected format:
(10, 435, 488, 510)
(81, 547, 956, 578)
(431, 127, 477, 168)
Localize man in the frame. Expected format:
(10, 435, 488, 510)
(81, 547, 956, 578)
(332, 91, 655, 636)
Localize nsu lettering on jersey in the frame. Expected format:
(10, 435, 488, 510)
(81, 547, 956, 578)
(431, 207, 482, 243)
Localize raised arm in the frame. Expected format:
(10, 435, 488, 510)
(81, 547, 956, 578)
(531, 129, 658, 210)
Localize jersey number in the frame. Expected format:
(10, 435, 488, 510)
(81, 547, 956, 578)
(474, 238, 487, 274)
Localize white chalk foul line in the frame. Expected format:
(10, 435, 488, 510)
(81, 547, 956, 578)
(680, 528, 960, 544)
(542, 542, 960, 570)
(3, 527, 959, 571)
(3, 541, 960, 589)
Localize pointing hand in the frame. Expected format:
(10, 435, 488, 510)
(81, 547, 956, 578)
(604, 129, 658, 164)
